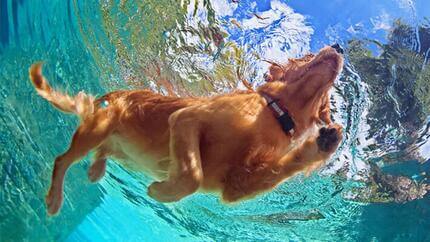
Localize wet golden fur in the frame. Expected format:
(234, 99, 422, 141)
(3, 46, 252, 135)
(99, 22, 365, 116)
(29, 46, 344, 215)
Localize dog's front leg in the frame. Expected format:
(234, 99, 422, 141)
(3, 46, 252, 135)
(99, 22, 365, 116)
(148, 110, 203, 202)
(281, 123, 343, 177)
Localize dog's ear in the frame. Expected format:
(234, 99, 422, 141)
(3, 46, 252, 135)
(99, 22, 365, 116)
(264, 62, 284, 82)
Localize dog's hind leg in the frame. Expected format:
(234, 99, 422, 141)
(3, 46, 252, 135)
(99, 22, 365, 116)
(46, 111, 115, 215)
(88, 147, 108, 183)
(148, 110, 203, 202)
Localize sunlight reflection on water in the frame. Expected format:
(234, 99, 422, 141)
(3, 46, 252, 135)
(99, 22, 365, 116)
(0, 0, 430, 241)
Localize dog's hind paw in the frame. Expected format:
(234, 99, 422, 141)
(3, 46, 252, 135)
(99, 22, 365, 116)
(45, 190, 63, 216)
(317, 124, 342, 153)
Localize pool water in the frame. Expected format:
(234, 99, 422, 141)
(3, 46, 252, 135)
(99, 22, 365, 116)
(1, 0, 430, 241)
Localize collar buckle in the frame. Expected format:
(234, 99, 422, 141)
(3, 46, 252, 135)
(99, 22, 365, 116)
(261, 93, 295, 135)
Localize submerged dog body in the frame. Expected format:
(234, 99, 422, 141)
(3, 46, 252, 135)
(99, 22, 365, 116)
(30, 46, 344, 215)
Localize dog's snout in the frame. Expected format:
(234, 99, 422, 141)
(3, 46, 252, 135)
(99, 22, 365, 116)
(331, 43, 344, 54)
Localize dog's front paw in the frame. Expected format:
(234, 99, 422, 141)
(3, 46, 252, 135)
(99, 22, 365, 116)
(317, 124, 343, 153)
(45, 189, 63, 216)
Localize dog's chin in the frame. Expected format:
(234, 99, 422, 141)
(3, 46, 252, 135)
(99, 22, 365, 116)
(306, 56, 342, 90)
(316, 51, 343, 73)
(283, 53, 342, 85)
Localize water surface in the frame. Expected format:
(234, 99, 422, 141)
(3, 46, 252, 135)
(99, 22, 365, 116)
(1, 0, 430, 241)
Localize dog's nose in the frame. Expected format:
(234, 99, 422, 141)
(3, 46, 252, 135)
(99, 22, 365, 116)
(331, 43, 344, 54)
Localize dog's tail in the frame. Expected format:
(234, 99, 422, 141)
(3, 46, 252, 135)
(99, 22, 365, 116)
(29, 62, 95, 120)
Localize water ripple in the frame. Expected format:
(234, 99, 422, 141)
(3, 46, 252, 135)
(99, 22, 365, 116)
(1, 0, 430, 241)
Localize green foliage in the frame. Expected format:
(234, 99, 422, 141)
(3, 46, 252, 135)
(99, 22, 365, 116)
(415, 65, 430, 114)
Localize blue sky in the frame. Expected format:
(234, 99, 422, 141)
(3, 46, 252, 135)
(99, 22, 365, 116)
(213, 0, 430, 52)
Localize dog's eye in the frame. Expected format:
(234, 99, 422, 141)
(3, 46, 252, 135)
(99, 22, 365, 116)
(304, 54, 315, 60)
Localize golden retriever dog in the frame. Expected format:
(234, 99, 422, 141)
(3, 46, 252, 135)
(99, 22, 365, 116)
(29, 45, 344, 216)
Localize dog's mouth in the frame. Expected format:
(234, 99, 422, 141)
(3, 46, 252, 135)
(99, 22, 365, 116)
(281, 46, 343, 86)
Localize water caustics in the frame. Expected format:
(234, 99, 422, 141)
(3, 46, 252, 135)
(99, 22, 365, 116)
(1, 0, 430, 241)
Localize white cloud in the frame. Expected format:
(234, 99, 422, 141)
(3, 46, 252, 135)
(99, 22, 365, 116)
(239, 0, 314, 62)
(370, 11, 392, 32)
(396, 0, 416, 13)
(211, 0, 238, 17)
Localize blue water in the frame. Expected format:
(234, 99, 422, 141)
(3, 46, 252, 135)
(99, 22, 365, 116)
(1, 0, 430, 241)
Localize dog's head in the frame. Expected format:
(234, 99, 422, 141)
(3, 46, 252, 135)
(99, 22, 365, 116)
(263, 46, 344, 133)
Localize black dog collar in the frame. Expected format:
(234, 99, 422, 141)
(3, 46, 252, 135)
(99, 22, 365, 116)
(260, 93, 295, 135)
